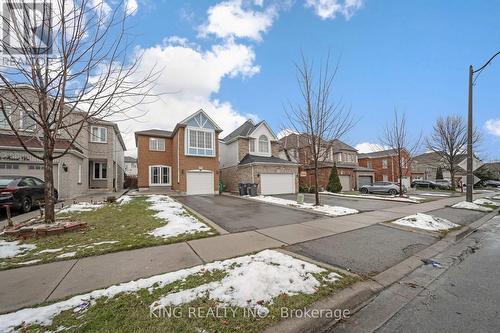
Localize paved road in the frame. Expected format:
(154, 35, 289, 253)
(274, 193, 410, 212)
(175, 195, 324, 233)
(330, 215, 500, 333)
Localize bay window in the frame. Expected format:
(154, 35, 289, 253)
(186, 128, 214, 156)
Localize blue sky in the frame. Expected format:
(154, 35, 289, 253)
(122, 0, 500, 160)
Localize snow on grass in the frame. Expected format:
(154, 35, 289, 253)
(0, 240, 36, 259)
(18, 259, 41, 265)
(38, 248, 63, 254)
(452, 201, 493, 212)
(250, 195, 358, 216)
(474, 198, 500, 206)
(58, 202, 103, 214)
(91, 241, 119, 246)
(146, 195, 211, 238)
(415, 192, 452, 197)
(56, 252, 76, 259)
(321, 191, 422, 203)
(392, 213, 459, 231)
(492, 195, 500, 200)
(116, 195, 133, 205)
(0, 250, 341, 332)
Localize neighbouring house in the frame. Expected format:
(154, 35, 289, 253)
(135, 109, 222, 195)
(358, 148, 412, 187)
(219, 119, 298, 195)
(475, 161, 500, 180)
(411, 151, 467, 183)
(0, 87, 126, 199)
(124, 156, 138, 176)
(279, 133, 374, 191)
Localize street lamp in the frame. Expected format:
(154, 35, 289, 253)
(466, 51, 500, 202)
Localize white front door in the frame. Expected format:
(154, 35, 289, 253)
(186, 171, 214, 195)
(260, 173, 295, 195)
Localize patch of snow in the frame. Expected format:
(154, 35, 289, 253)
(320, 191, 422, 203)
(0, 250, 340, 332)
(452, 201, 493, 212)
(474, 198, 500, 207)
(56, 252, 76, 259)
(415, 192, 451, 197)
(146, 195, 211, 238)
(0, 240, 36, 259)
(92, 241, 119, 246)
(38, 248, 63, 254)
(116, 195, 133, 205)
(393, 213, 459, 231)
(250, 196, 358, 216)
(17, 259, 41, 265)
(492, 195, 500, 200)
(58, 202, 103, 214)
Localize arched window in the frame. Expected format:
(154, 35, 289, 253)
(258, 135, 269, 153)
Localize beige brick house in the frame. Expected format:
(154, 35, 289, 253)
(135, 110, 222, 194)
(219, 120, 298, 195)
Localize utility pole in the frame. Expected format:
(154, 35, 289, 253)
(466, 65, 473, 202)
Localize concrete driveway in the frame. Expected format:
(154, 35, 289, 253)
(175, 195, 324, 233)
(274, 193, 410, 212)
(287, 224, 437, 276)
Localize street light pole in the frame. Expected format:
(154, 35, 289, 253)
(466, 51, 500, 203)
(466, 65, 473, 202)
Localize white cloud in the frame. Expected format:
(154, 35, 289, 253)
(199, 0, 281, 41)
(305, 0, 363, 20)
(120, 38, 260, 155)
(125, 0, 138, 15)
(354, 142, 388, 153)
(485, 119, 500, 136)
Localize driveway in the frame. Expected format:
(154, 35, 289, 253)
(287, 224, 437, 276)
(175, 195, 324, 233)
(274, 193, 410, 212)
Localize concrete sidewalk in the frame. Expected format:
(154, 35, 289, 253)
(0, 192, 494, 314)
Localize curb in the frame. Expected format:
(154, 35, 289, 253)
(448, 207, 500, 242)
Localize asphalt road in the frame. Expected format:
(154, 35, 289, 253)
(274, 193, 410, 212)
(175, 195, 324, 233)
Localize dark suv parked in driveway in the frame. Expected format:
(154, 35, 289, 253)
(0, 176, 58, 213)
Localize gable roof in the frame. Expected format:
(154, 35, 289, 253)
(358, 148, 401, 159)
(177, 109, 223, 132)
(221, 119, 277, 143)
(280, 133, 356, 152)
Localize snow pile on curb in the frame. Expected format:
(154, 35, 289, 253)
(474, 198, 500, 207)
(392, 213, 459, 231)
(116, 195, 133, 205)
(321, 191, 422, 203)
(452, 201, 493, 212)
(250, 196, 358, 216)
(56, 252, 76, 259)
(0, 240, 36, 259)
(0, 250, 341, 332)
(58, 202, 103, 214)
(146, 195, 211, 238)
(492, 195, 500, 200)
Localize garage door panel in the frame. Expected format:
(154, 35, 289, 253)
(261, 173, 295, 195)
(358, 176, 373, 188)
(186, 171, 214, 195)
(339, 175, 351, 192)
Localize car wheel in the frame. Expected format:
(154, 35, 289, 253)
(21, 196, 33, 213)
(360, 188, 369, 194)
(388, 189, 397, 195)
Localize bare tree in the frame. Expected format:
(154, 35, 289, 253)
(380, 110, 421, 197)
(285, 52, 355, 206)
(426, 115, 479, 190)
(0, 0, 158, 222)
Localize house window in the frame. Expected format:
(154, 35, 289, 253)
(149, 137, 165, 151)
(149, 165, 171, 186)
(28, 164, 44, 170)
(258, 135, 269, 153)
(367, 160, 372, 168)
(20, 110, 36, 131)
(249, 139, 255, 153)
(0, 163, 19, 169)
(93, 162, 107, 180)
(382, 159, 388, 169)
(78, 164, 82, 184)
(90, 126, 107, 143)
(0, 106, 10, 128)
(186, 128, 214, 156)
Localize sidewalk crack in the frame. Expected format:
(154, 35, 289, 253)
(44, 258, 80, 302)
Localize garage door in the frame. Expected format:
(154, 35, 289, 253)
(260, 173, 295, 195)
(186, 171, 214, 195)
(358, 176, 373, 188)
(339, 175, 352, 192)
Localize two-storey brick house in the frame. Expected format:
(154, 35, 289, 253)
(0, 86, 126, 199)
(358, 148, 412, 187)
(135, 110, 222, 194)
(279, 133, 375, 191)
(219, 119, 298, 195)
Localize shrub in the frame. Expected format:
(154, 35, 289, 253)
(326, 164, 342, 193)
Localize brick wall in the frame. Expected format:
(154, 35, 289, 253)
(300, 166, 354, 190)
(358, 152, 411, 183)
(137, 135, 173, 188)
(238, 138, 249, 160)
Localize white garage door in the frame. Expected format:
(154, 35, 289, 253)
(339, 175, 351, 192)
(186, 171, 214, 195)
(260, 173, 295, 195)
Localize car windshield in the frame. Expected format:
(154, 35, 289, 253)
(0, 177, 16, 186)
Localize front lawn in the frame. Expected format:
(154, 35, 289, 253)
(0, 250, 358, 333)
(0, 195, 216, 270)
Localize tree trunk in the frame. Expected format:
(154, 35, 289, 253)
(398, 154, 404, 197)
(43, 144, 55, 223)
(314, 160, 320, 206)
(450, 166, 456, 191)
